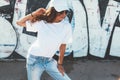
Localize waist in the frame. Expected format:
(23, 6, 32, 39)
(28, 54, 53, 61)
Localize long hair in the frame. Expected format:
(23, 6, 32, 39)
(32, 7, 58, 23)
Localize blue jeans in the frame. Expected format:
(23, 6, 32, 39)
(26, 54, 71, 80)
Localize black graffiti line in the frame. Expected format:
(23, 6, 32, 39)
(79, 0, 89, 55)
(80, 0, 120, 58)
(105, 14, 120, 58)
(0, 44, 15, 46)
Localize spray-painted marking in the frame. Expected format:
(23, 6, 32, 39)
(0, 44, 15, 46)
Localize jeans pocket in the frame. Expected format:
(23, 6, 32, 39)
(51, 58, 57, 65)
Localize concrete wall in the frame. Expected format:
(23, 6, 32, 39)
(0, 0, 120, 59)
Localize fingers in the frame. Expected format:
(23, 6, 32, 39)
(40, 8, 46, 13)
(57, 65, 65, 76)
(32, 8, 46, 16)
(36, 8, 46, 14)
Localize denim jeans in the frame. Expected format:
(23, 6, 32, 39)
(26, 54, 71, 80)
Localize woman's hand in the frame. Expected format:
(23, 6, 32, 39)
(16, 8, 46, 27)
(57, 44, 66, 76)
(32, 8, 46, 16)
(57, 64, 65, 76)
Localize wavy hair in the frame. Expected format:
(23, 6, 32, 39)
(31, 7, 58, 23)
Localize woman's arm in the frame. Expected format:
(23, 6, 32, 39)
(58, 44, 66, 65)
(57, 44, 66, 76)
(16, 14, 33, 27)
(16, 8, 46, 27)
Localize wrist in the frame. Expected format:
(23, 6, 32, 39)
(31, 13, 34, 17)
(58, 63, 63, 65)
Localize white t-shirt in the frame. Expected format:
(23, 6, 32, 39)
(26, 20, 72, 58)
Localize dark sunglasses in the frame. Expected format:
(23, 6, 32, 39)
(58, 10, 69, 15)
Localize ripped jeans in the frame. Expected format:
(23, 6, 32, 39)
(26, 54, 71, 80)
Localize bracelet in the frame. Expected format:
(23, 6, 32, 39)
(31, 13, 34, 17)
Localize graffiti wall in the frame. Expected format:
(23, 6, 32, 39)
(0, 0, 120, 59)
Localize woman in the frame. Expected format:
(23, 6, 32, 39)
(16, 3, 72, 80)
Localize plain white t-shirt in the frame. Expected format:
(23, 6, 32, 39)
(26, 20, 72, 58)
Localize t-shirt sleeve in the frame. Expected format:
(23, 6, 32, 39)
(62, 23, 73, 44)
(26, 21, 39, 32)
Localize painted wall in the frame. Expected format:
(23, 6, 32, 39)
(0, 0, 120, 59)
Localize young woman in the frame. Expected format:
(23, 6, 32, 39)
(16, 3, 72, 80)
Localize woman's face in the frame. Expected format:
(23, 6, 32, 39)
(54, 10, 68, 22)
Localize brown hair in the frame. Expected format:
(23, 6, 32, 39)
(32, 7, 58, 23)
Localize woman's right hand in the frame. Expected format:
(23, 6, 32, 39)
(32, 8, 46, 17)
(16, 8, 46, 27)
(57, 64, 65, 76)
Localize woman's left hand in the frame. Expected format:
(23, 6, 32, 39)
(57, 64, 65, 76)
